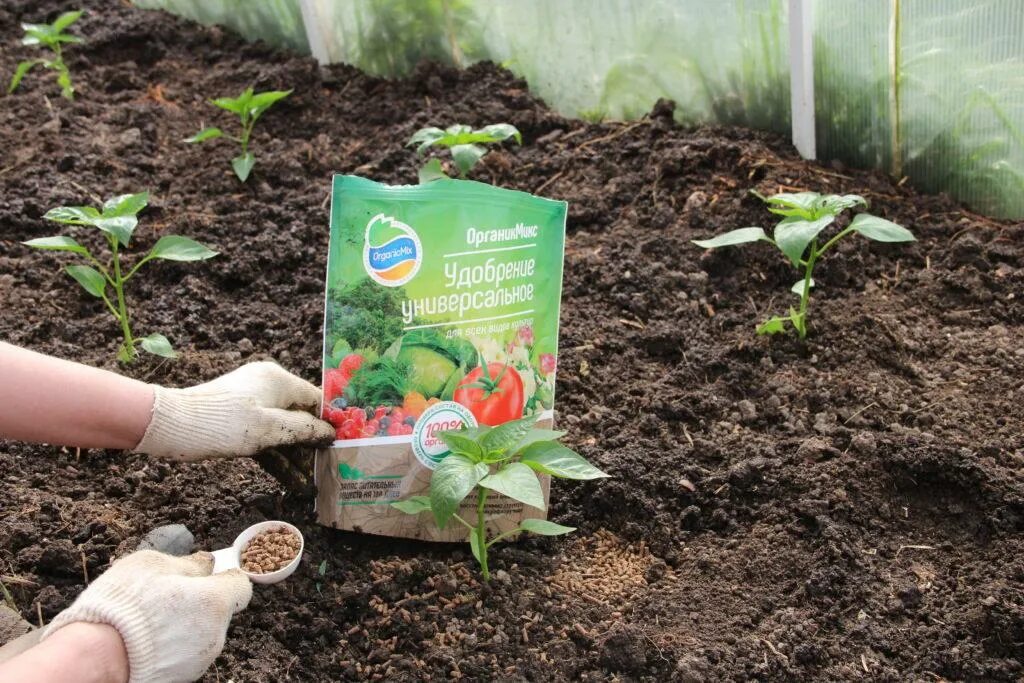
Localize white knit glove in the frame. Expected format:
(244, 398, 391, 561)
(42, 550, 251, 683)
(135, 361, 335, 462)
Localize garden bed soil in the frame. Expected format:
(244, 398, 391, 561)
(1, 2, 1023, 681)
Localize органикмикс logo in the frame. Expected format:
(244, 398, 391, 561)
(363, 213, 422, 287)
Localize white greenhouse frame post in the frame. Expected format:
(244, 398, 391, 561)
(298, 0, 330, 65)
(788, 0, 816, 159)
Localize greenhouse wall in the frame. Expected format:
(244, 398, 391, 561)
(136, 0, 1024, 219)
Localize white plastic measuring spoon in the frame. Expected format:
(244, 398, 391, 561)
(210, 520, 304, 585)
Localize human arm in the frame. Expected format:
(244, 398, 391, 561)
(0, 342, 153, 450)
(0, 551, 251, 683)
(0, 622, 128, 683)
(0, 342, 334, 460)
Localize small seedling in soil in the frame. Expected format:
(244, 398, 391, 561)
(186, 87, 292, 182)
(23, 192, 218, 362)
(693, 191, 915, 338)
(9, 10, 83, 100)
(316, 559, 328, 595)
(408, 123, 521, 183)
(391, 414, 608, 581)
(240, 527, 301, 575)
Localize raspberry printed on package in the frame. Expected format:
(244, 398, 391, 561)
(315, 175, 567, 540)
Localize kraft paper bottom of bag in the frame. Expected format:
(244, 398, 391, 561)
(315, 418, 553, 541)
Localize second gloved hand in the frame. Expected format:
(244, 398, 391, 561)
(43, 550, 251, 683)
(135, 361, 335, 461)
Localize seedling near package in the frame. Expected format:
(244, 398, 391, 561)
(693, 191, 915, 338)
(186, 87, 292, 182)
(391, 414, 608, 581)
(23, 192, 218, 362)
(409, 123, 521, 183)
(9, 10, 83, 100)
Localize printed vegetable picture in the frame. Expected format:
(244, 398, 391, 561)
(322, 320, 556, 440)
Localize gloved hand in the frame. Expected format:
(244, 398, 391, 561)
(135, 361, 335, 462)
(42, 550, 251, 683)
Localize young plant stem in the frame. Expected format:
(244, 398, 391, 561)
(796, 240, 818, 339)
(110, 246, 134, 361)
(240, 112, 252, 155)
(794, 226, 854, 338)
(476, 488, 490, 581)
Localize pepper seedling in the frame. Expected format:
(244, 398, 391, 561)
(9, 10, 83, 100)
(693, 191, 915, 338)
(185, 87, 292, 182)
(391, 414, 608, 581)
(23, 192, 218, 362)
(408, 123, 521, 183)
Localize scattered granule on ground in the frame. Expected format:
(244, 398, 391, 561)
(547, 529, 664, 604)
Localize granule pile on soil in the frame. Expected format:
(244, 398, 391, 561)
(240, 528, 300, 575)
(0, 0, 1022, 681)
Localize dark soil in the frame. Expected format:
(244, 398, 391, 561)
(2, 2, 1023, 681)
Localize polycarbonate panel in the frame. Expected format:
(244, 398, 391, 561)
(301, 0, 790, 131)
(815, 0, 1024, 218)
(134, 0, 308, 53)
(136, 0, 1024, 218)
(812, 0, 893, 172)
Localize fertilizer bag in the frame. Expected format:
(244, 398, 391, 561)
(315, 175, 567, 540)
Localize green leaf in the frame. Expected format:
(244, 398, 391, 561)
(408, 126, 446, 153)
(520, 441, 609, 480)
(92, 215, 137, 247)
(756, 316, 787, 335)
(791, 278, 815, 295)
(391, 495, 432, 515)
(210, 93, 246, 114)
(418, 158, 447, 184)
(509, 428, 567, 455)
(479, 462, 546, 510)
(57, 69, 74, 100)
(232, 152, 255, 182)
(45, 206, 100, 225)
(520, 519, 576, 536)
(773, 215, 835, 267)
(248, 89, 292, 119)
(22, 235, 87, 255)
(460, 425, 492, 441)
(21, 25, 55, 48)
(438, 431, 483, 459)
(9, 60, 41, 93)
(481, 414, 539, 458)
(818, 194, 867, 215)
(692, 227, 769, 249)
(65, 265, 106, 297)
(117, 341, 134, 363)
(479, 123, 521, 144)
(765, 192, 820, 219)
(102, 192, 149, 217)
(51, 10, 83, 33)
(451, 144, 485, 176)
(469, 529, 483, 565)
(147, 235, 218, 262)
(849, 214, 915, 242)
(138, 333, 177, 358)
(430, 454, 488, 529)
(184, 127, 223, 143)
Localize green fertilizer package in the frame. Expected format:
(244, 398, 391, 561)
(315, 175, 567, 540)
